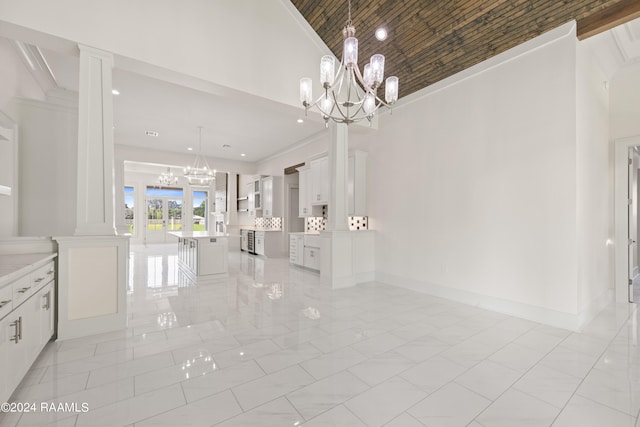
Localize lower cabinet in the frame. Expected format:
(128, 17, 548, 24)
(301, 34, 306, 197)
(255, 232, 265, 256)
(289, 234, 304, 266)
(177, 236, 228, 278)
(0, 276, 55, 403)
(303, 246, 321, 271)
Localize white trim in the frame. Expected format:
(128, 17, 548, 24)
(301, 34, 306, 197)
(375, 271, 613, 331)
(614, 136, 640, 303)
(54, 235, 129, 340)
(258, 129, 327, 164)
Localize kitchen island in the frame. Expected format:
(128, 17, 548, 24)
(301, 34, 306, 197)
(170, 231, 229, 280)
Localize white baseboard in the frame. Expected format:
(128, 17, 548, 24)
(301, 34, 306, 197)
(375, 272, 614, 332)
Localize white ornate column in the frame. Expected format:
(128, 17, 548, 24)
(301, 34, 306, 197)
(75, 45, 116, 236)
(321, 122, 354, 288)
(55, 45, 128, 341)
(326, 122, 350, 231)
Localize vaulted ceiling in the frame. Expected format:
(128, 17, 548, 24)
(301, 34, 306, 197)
(291, 0, 640, 99)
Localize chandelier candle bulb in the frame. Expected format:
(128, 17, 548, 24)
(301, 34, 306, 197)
(321, 97, 334, 115)
(370, 54, 385, 85)
(363, 64, 373, 87)
(385, 76, 399, 103)
(320, 56, 335, 87)
(300, 78, 312, 104)
(363, 93, 376, 115)
(344, 37, 358, 66)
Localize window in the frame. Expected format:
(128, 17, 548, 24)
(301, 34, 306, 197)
(193, 190, 208, 231)
(124, 186, 134, 235)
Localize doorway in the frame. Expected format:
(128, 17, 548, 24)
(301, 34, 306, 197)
(145, 187, 184, 243)
(614, 136, 640, 303)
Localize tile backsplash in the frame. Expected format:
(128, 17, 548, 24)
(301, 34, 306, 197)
(255, 217, 282, 229)
(305, 216, 368, 232)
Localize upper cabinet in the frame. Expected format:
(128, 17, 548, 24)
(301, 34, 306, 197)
(298, 151, 367, 218)
(246, 175, 282, 220)
(310, 157, 329, 205)
(298, 165, 312, 217)
(261, 176, 281, 218)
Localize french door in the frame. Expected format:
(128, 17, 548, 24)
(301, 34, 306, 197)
(146, 187, 184, 243)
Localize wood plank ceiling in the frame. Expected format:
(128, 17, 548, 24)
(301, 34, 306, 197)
(291, 0, 640, 99)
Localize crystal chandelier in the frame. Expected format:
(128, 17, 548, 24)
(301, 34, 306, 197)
(299, 0, 399, 126)
(183, 126, 215, 186)
(158, 167, 178, 186)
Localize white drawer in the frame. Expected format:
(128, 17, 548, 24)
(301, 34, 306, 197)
(32, 262, 55, 286)
(11, 261, 54, 307)
(12, 274, 34, 307)
(304, 234, 320, 248)
(0, 285, 12, 319)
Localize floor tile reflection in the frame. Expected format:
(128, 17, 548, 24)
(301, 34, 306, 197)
(2, 243, 640, 426)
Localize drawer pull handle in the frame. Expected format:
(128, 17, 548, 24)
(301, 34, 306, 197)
(34, 277, 45, 283)
(0, 299, 11, 308)
(42, 292, 51, 310)
(17, 287, 31, 294)
(47, 270, 54, 275)
(10, 317, 21, 343)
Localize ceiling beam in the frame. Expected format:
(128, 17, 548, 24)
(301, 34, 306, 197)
(577, 0, 640, 40)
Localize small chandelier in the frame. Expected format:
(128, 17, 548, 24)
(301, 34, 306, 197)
(158, 167, 178, 186)
(299, 0, 399, 126)
(183, 126, 215, 186)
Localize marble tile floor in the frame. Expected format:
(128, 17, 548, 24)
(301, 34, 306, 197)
(2, 243, 640, 426)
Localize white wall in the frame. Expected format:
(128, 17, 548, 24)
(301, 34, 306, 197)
(611, 62, 640, 140)
(0, 37, 46, 237)
(358, 24, 582, 322)
(575, 40, 613, 313)
(8, 97, 78, 237)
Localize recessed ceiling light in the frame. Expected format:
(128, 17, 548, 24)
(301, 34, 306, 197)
(297, 118, 304, 124)
(241, 153, 246, 157)
(145, 131, 159, 137)
(187, 147, 193, 151)
(112, 89, 120, 95)
(375, 27, 387, 41)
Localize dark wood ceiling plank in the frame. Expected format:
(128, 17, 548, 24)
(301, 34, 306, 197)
(577, 0, 640, 39)
(291, 0, 636, 99)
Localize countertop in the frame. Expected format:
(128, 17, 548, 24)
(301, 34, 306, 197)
(289, 230, 374, 235)
(169, 231, 229, 239)
(0, 252, 57, 288)
(240, 227, 283, 232)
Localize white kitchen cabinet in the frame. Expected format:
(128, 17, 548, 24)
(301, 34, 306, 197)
(0, 256, 56, 404)
(289, 234, 304, 266)
(247, 184, 257, 220)
(39, 282, 55, 344)
(0, 313, 10, 402)
(297, 165, 312, 217)
(310, 157, 329, 205)
(175, 234, 228, 278)
(261, 176, 282, 218)
(255, 231, 265, 255)
(252, 177, 262, 210)
(197, 237, 228, 276)
(303, 246, 321, 270)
